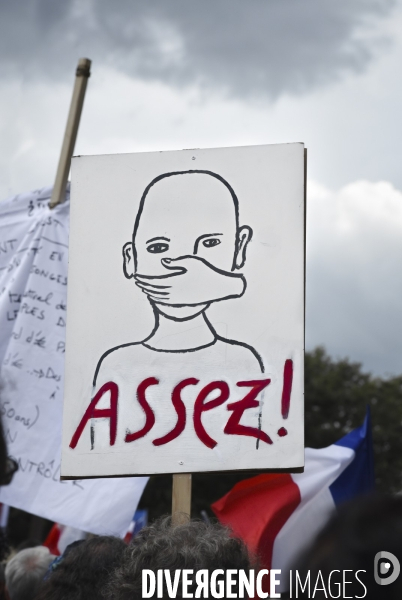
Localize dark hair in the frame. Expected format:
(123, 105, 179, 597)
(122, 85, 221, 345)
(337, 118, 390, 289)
(291, 493, 402, 599)
(35, 536, 126, 600)
(106, 516, 253, 600)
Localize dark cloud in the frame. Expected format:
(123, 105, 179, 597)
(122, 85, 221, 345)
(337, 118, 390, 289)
(0, 0, 396, 98)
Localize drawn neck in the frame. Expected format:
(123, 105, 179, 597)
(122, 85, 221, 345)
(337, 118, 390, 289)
(144, 311, 216, 352)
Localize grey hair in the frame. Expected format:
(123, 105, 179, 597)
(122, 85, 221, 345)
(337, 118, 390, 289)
(106, 516, 253, 600)
(5, 546, 54, 600)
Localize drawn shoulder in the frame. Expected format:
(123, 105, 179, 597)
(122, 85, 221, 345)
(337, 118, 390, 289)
(216, 336, 264, 373)
(93, 342, 145, 386)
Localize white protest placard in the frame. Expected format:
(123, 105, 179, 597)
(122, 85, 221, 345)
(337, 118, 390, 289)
(62, 143, 305, 478)
(0, 187, 147, 535)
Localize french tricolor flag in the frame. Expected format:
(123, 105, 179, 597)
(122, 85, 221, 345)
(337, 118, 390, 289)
(43, 523, 86, 556)
(212, 410, 374, 593)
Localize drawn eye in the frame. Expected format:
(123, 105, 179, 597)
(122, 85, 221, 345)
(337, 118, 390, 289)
(202, 238, 221, 248)
(147, 243, 169, 254)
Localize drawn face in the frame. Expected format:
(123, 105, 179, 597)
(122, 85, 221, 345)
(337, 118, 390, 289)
(135, 174, 238, 276)
(124, 173, 250, 319)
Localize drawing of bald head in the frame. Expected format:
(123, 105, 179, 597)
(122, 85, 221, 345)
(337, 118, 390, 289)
(122, 171, 252, 318)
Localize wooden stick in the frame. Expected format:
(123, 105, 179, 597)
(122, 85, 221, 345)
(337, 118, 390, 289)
(172, 473, 192, 524)
(49, 58, 91, 209)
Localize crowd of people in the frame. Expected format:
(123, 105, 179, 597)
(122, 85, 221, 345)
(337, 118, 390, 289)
(1, 415, 402, 599)
(0, 519, 251, 600)
(0, 495, 399, 599)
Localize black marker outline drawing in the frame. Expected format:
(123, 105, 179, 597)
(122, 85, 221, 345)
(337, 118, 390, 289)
(134, 255, 246, 306)
(94, 170, 264, 387)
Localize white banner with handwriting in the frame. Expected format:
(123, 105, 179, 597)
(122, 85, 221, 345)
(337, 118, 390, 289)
(0, 187, 147, 535)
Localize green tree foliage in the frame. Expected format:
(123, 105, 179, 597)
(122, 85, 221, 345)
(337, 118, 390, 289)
(305, 347, 402, 493)
(139, 347, 402, 519)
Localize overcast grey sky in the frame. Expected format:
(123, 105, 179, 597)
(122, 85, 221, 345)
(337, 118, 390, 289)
(0, 1, 395, 95)
(1, 0, 401, 375)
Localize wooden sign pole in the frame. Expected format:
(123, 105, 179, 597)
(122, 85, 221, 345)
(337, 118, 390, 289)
(29, 57, 91, 539)
(49, 57, 91, 209)
(172, 473, 192, 524)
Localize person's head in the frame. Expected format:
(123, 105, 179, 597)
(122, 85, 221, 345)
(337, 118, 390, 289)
(291, 493, 402, 599)
(123, 171, 252, 319)
(106, 516, 253, 600)
(5, 546, 54, 600)
(34, 536, 126, 600)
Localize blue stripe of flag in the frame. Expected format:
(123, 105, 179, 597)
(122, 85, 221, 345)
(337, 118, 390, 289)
(329, 406, 375, 506)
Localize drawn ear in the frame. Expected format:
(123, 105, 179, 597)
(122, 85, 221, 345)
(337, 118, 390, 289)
(235, 226, 253, 269)
(122, 242, 135, 279)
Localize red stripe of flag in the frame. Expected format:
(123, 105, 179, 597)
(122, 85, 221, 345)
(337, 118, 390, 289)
(211, 473, 301, 570)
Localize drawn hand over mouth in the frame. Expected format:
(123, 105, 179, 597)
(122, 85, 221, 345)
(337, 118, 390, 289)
(134, 255, 246, 307)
